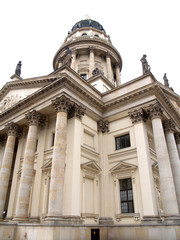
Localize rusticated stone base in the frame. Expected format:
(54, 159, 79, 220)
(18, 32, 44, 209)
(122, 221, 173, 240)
(0, 222, 180, 240)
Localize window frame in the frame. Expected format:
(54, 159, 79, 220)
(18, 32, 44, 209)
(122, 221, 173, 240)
(119, 178, 134, 214)
(115, 133, 131, 150)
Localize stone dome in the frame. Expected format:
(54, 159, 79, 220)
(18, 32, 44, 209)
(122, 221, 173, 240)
(71, 19, 106, 33)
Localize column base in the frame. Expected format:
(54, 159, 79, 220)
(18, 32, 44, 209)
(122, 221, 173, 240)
(142, 215, 161, 223)
(29, 216, 40, 223)
(164, 215, 180, 223)
(99, 217, 114, 225)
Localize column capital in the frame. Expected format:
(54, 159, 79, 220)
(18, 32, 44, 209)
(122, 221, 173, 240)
(89, 46, 95, 53)
(25, 110, 46, 127)
(149, 103, 163, 120)
(52, 95, 74, 113)
(97, 120, 109, 133)
(105, 51, 112, 57)
(163, 119, 176, 133)
(129, 108, 148, 124)
(68, 103, 86, 120)
(5, 122, 20, 137)
(71, 48, 77, 55)
(175, 133, 180, 144)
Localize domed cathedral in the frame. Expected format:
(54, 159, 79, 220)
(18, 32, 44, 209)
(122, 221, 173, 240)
(53, 19, 122, 91)
(0, 19, 180, 240)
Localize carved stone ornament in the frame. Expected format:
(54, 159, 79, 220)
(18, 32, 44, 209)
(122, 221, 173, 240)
(0, 94, 23, 113)
(175, 133, 180, 144)
(52, 95, 74, 113)
(25, 110, 46, 127)
(163, 119, 176, 133)
(129, 108, 149, 124)
(5, 122, 20, 137)
(149, 103, 163, 120)
(68, 103, 86, 120)
(97, 120, 109, 133)
(140, 54, 150, 74)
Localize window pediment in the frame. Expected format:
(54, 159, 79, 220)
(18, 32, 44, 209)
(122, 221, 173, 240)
(81, 160, 101, 174)
(110, 162, 137, 174)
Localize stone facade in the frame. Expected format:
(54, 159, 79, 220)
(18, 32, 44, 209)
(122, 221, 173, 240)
(0, 19, 180, 240)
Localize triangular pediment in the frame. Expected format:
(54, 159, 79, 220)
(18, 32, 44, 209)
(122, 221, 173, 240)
(81, 160, 101, 173)
(42, 159, 52, 171)
(110, 161, 137, 174)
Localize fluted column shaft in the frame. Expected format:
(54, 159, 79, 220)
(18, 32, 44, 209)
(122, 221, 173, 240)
(15, 110, 44, 219)
(89, 47, 95, 77)
(47, 95, 73, 218)
(149, 103, 179, 216)
(164, 120, 180, 210)
(0, 123, 19, 219)
(115, 63, 121, 86)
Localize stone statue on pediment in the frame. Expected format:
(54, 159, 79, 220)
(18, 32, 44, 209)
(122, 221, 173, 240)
(140, 55, 150, 74)
(15, 61, 22, 76)
(163, 73, 169, 87)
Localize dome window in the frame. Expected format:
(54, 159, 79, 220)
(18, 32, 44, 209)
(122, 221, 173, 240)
(82, 33, 87, 36)
(80, 73, 87, 80)
(94, 34, 99, 37)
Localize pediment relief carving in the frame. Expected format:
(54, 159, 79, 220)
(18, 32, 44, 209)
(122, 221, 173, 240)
(110, 161, 137, 174)
(81, 160, 101, 174)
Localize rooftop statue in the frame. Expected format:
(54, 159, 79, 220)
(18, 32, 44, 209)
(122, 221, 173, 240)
(15, 61, 22, 76)
(163, 73, 169, 87)
(140, 55, 150, 74)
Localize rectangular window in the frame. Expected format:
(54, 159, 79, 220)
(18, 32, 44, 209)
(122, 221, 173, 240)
(80, 74, 87, 80)
(119, 178, 134, 213)
(52, 133, 55, 147)
(115, 134, 130, 150)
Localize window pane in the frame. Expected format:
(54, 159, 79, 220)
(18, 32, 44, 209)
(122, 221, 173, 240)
(128, 202, 134, 213)
(121, 202, 128, 213)
(115, 134, 130, 150)
(128, 190, 133, 200)
(120, 191, 127, 201)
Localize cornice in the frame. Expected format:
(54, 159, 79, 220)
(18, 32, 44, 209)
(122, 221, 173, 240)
(0, 76, 58, 101)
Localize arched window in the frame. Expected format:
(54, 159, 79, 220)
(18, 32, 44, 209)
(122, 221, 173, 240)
(94, 34, 99, 37)
(82, 33, 87, 36)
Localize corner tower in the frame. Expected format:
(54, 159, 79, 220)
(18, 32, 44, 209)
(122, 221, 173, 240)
(53, 19, 122, 92)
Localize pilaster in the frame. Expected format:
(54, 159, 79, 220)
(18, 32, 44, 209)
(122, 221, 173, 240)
(129, 109, 159, 221)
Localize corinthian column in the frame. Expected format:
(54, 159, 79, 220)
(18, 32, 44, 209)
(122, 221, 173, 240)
(149, 103, 179, 219)
(0, 122, 19, 220)
(164, 120, 180, 210)
(89, 47, 95, 77)
(71, 49, 77, 71)
(106, 52, 113, 83)
(14, 110, 45, 220)
(115, 63, 121, 86)
(47, 95, 73, 219)
(175, 133, 180, 157)
(129, 109, 158, 220)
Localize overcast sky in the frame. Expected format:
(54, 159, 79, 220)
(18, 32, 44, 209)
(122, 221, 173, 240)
(0, 0, 179, 95)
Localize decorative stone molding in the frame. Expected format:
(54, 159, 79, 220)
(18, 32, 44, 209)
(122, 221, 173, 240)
(97, 120, 109, 133)
(149, 103, 163, 120)
(89, 46, 95, 53)
(128, 108, 148, 124)
(5, 122, 20, 137)
(163, 119, 176, 133)
(25, 110, 46, 127)
(175, 133, 180, 144)
(52, 95, 74, 113)
(68, 103, 86, 120)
